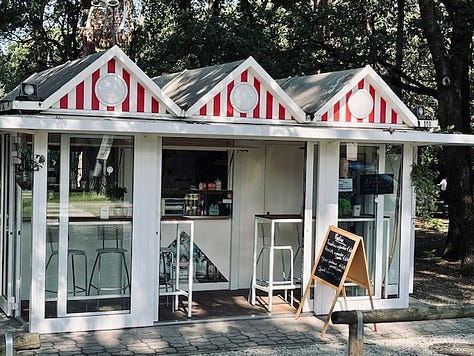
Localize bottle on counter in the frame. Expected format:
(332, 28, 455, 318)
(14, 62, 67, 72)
(215, 178, 222, 190)
(200, 196, 206, 215)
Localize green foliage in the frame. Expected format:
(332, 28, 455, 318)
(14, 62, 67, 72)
(422, 248, 441, 261)
(423, 217, 448, 232)
(411, 148, 440, 221)
(0, 42, 37, 94)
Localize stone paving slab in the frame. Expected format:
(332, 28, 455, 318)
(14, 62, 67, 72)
(2, 311, 474, 355)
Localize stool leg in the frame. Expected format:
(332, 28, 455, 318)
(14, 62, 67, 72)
(88, 253, 100, 295)
(71, 254, 77, 296)
(120, 252, 131, 293)
(83, 254, 88, 296)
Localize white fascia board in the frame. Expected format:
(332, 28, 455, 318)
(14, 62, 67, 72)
(363, 65, 419, 127)
(314, 67, 366, 118)
(45, 108, 176, 119)
(185, 56, 306, 122)
(314, 65, 419, 127)
(40, 46, 182, 116)
(184, 62, 244, 116)
(244, 56, 307, 122)
(1, 113, 473, 146)
(112, 47, 182, 116)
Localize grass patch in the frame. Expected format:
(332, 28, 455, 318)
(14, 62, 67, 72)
(420, 218, 448, 233)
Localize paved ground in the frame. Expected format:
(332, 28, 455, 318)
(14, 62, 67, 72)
(2, 304, 474, 355)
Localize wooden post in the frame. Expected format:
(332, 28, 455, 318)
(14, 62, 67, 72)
(349, 323, 363, 356)
(331, 305, 474, 324)
(332, 305, 474, 356)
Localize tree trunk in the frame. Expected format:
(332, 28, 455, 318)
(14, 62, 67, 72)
(443, 146, 474, 264)
(393, 0, 405, 97)
(418, 0, 474, 275)
(81, 0, 97, 56)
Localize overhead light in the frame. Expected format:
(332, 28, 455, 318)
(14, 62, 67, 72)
(20, 82, 38, 97)
(91, 0, 102, 6)
(106, 0, 120, 7)
(414, 105, 425, 119)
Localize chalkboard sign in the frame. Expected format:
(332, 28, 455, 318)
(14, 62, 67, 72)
(314, 230, 356, 288)
(295, 225, 376, 336)
(360, 174, 394, 195)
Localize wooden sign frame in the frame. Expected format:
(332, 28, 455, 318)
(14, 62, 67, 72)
(295, 225, 376, 336)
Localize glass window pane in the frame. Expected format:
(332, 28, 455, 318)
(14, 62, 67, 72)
(45, 134, 134, 317)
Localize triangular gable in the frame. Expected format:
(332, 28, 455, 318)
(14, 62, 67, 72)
(315, 65, 418, 128)
(186, 57, 306, 123)
(43, 46, 181, 116)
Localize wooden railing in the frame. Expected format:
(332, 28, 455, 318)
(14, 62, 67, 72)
(331, 305, 474, 356)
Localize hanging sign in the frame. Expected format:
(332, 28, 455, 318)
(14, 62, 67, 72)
(360, 174, 394, 195)
(295, 225, 376, 336)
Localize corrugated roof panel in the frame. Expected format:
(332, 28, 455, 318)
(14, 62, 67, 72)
(154, 60, 244, 109)
(1, 51, 106, 102)
(277, 68, 362, 114)
(152, 72, 181, 89)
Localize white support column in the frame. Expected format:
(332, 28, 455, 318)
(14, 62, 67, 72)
(401, 143, 415, 305)
(301, 142, 314, 312)
(153, 136, 162, 322)
(57, 135, 70, 316)
(133, 134, 160, 326)
(313, 141, 340, 315)
(29, 130, 48, 332)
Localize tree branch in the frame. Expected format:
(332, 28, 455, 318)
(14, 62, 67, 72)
(418, 0, 450, 82)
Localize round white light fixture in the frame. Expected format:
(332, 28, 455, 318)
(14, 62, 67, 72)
(106, 0, 120, 7)
(230, 83, 258, 113)
(23, 84, 36, 96)
(348, 89, 374, 118)
(95, 73, 128, 107)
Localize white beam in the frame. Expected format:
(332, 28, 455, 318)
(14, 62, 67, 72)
(1, 114, 474, 146)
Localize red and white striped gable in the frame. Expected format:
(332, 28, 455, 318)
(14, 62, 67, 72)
(187, 57, 306, 122)
(43, 46, 181, 116)
(316, 66, 418, 128)
(50, 58, 165, 114)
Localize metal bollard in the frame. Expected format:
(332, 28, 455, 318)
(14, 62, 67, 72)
(3, 333, 16, 356)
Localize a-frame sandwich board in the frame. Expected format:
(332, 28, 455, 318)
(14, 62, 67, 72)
(295, 225, 376, 336)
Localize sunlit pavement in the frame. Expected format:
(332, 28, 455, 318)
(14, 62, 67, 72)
(3, 306, 474, 355)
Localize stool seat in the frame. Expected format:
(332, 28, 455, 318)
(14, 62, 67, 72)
(88, 248, 131, 295)
(95, 247, 128, 253)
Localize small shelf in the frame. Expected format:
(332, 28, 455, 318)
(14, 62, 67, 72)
(162, 189, 232, 218)
(163, 189, 232, 196)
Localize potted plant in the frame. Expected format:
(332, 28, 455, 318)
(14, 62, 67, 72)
(15, 143, 45, 190)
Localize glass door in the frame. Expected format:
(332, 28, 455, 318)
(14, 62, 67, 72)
(45, 134, 134, 318)
(0, 133, 28, 319)
(337, 143, 402, 299)
(0, 134, 15, 316)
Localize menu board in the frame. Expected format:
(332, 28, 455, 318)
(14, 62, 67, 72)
(360, 174, 394, 195)
(314, 229, 356, 288)
(295, 225, 375, 336)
